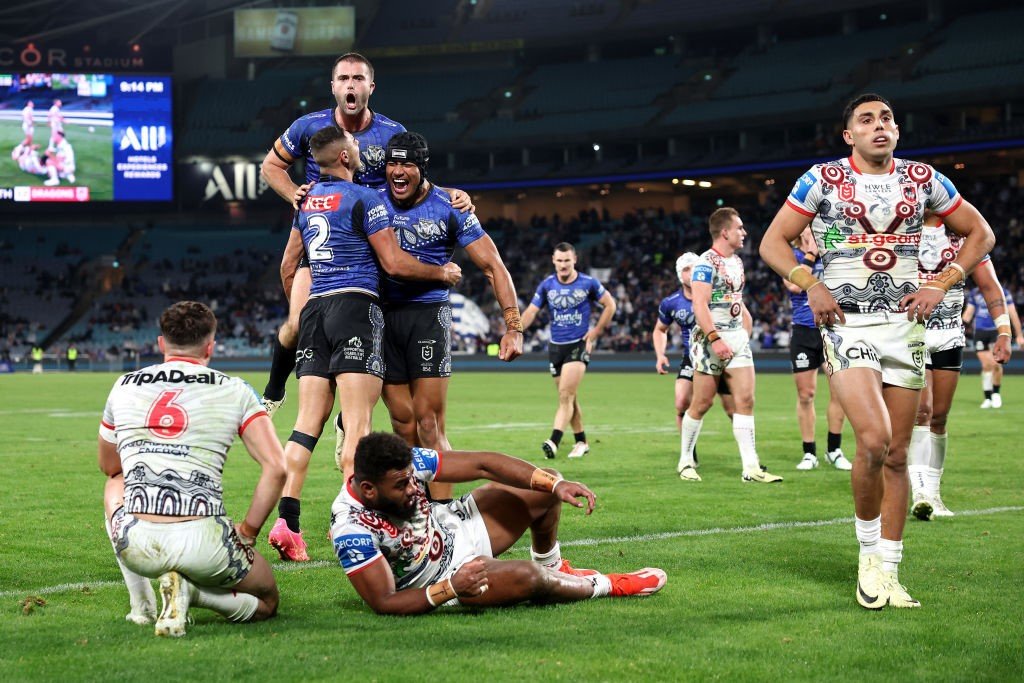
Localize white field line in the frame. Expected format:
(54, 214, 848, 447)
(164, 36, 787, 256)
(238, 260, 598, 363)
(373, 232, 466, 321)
(3, 506, 1020, 599)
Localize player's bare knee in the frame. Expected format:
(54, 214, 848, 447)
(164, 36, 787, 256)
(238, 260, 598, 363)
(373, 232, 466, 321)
(857, 432, 890, 463)
(798, 389, 815, 404)
(916, 403, 932, 426)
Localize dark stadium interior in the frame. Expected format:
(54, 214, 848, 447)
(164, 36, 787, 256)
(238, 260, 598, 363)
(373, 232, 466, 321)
(2, 0, 1023, 367)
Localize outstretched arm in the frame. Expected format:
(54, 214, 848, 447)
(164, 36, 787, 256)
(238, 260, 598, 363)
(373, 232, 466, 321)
(347, 555, 489, 615)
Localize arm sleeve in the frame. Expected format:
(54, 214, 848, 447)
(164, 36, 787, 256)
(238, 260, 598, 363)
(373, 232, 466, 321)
(657, 298, 672, 326)
(530, 280, 548, 309)
(454, 210, 486, 248)
(237, 381, 269, 435)
(361, 194, 391, 237)
(99, 391, 117, 444)
(927, 166, 963, 217)
(411, 448, 441, 482)
(332, 523, 384, 575)
(785, 168, 821, 217)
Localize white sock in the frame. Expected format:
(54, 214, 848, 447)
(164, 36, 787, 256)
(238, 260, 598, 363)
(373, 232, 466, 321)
(878, 537, 903, 575)
(105, 515, 156, 614)
(982, 371, 993, 392)
(928, 431, 948, 471)
(589, 574, 612, 599)
(190, 583, 259, 622)
(531, 542, 562, 569)
(855, 515, 881, 557)
(731, 413, 759, 471)
(678, 413, 703, 470)
(47, 165, 57, 181)
(926, 467, 944, 499)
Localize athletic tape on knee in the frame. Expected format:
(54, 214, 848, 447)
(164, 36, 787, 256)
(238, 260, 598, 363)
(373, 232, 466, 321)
(289, 430, 319, 452)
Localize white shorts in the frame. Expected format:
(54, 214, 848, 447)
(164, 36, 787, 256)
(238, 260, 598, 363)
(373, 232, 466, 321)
(690, 327, 753, 376)
(22, 122, 32, 135)
(430, 493, 493, 607)
(821, 313, 925, 389)
(112, 510, 254, 588)
(925, 326, 965, 356)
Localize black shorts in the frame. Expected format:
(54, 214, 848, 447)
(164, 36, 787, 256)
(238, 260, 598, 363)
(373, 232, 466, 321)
(676, 356, 731, 394)
(790, 325, 824, 373)
(549, 339, 590, 377)
(973, 328, 997, 352)
(927, 346, 963, 372)
(383, 301, 452, 382)
(295, 293, 385, 379)
(297, 253, 310, 269)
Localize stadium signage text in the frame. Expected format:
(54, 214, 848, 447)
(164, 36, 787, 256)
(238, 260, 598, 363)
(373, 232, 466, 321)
(0, 45, 158, 72)
(202, 162, 270, 202)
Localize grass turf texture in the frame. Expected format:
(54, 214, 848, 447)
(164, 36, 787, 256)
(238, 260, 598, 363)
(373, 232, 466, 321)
(0, 120, 113, 200)
(1, 371, 1021, 682)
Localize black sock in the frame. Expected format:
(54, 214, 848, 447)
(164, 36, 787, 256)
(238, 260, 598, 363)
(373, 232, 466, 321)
(278, 497, 301, 533)
(985, 389, 993, 399)
(827, 432, 842, 452)
(574, 431, 586, 443)
(336, 412, 344, 431)
(263, 337, 296, 400)
(550, 430, 564, 446)
(993, 384, 1001, 395)
(803, 441, 816, 456)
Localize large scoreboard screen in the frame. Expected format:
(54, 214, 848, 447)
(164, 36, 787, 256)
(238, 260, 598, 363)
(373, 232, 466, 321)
(0, 73, 172, 202)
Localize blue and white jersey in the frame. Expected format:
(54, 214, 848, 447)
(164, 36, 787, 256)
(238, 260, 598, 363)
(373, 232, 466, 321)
(968, 286, 1013, 331)
(295, 177, 391, 298)
(380, 185, 486, 304)
(530, 272, 607, 344)
(278, 109, 406, 186)
(657, 290, 696, 351)
(692, 248, 745, 331)
(789, 247, 823, 329)
(330, 448, 454, 589)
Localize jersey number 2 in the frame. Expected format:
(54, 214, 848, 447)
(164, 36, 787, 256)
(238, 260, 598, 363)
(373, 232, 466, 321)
(146, 389, 189, 439)
(306, 214, 334, 261)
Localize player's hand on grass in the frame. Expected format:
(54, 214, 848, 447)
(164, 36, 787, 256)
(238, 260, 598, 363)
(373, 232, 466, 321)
(901, 287, 944, 323)
(452, 558, 489, 597)
(498, 330, 523, 362)
(441, 262, 462, 286)
(808, 285, 845, 327)
(655, 354, 670, 374)
(292, 182, 314, 209)
(553, 480, 596, 515)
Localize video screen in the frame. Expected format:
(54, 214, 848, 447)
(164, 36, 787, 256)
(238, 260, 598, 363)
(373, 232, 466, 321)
(0, 73, 172, 202)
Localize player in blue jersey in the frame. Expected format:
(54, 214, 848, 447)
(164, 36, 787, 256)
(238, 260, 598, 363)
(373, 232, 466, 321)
(258, 53, 472, 417)
(653, 252, 736, 455)
(963, 284, 1022, 409)
(375, 132, 523, 500)
(521, 244, 617, 460)
(268, 126, 462, 562)
(781, 228, 850, 472)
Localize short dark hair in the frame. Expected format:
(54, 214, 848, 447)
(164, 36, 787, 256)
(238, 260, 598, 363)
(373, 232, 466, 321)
(333, 52, 374, 80)
(309, 125, 349, 166)
(842, 93, 893, 128)
(709, 207, 739, 238)
(354, 432, 413, 484)
(554, 242, 575, 254)
(159, 301, 216, 348)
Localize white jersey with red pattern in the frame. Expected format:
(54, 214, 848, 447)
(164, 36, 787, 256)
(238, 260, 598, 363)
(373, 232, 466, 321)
(98, 357, 266, 517)
(691, 248, 745, 331)
(918, 222, 989, 331)
(787, 156, 962, 314)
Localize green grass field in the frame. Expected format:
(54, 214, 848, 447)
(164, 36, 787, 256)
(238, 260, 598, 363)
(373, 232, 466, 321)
(0, 120, 113, 200)
(1, 371, 1021, 682)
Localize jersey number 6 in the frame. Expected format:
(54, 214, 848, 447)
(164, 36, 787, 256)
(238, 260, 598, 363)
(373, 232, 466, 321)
(146, 389, 189, 439)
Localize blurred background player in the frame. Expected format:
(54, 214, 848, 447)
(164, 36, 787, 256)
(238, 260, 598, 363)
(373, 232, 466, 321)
(780, 227, 849, 471)
(521, 243, 616, 460)
(911, 213, 1012, 520)
(760, 93, 994, 609)
(42, 131, 75, 186)
(47, 98, 63, 147)
(331, 432, 666, 614)
(963, 281, 1023, 409)
(678, 208, 780, 483)
(653, 251, 736, 465)
(268, 126, 461, 561)
(12, 142, 47, 177)
(377, 132, 522, 500)
(97, 301, 285, 637)
(20, 100, 34, 147)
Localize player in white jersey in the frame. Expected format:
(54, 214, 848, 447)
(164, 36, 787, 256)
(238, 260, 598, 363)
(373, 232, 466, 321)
(42, 131, 75, 185)
(910, 213, 1011, 519)
(760, 94, 995, 610)
(11, 143, 46, 175)
(20, 100, 34, 146)
(331, 432, 666, 614)
(98, 302, 286, 637)
(677, 207, 782, 484)
(47, 98, 63, 144)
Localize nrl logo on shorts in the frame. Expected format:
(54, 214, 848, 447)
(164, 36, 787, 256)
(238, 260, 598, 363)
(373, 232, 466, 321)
(421, 342, 434, 361)
(364, 144, 385, 169)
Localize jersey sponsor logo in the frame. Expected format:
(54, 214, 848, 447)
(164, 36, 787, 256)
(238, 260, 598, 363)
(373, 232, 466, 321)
(334, 533, 376, 569)
(367, 203, 389, 222)
(344, 336, 365, 361)
(546, 288, 589, 310)
(120, 369, 222, 385)
(791, 171, 817, 202)
(846, 345, 880, 362)
(795, 352, 810, 369)
(692, 265, 714, 283)
(934, 171, 958, 199)
(302, 193, 341, 212)
(411, 447, 439, 475)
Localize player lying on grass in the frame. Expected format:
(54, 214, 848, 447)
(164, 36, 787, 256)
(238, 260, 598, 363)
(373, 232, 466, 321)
(332, 432, 666, 614)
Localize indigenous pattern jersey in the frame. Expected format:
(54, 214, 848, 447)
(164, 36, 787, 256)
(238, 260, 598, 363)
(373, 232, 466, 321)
(789, 247, 824, 328)
(918, 222, 989, 331)
(967, 286, 1013, 331)
(295, 177, 391, 297)
(786, 157, 962, 313)
(692, 248, 745, 330)
(380, 185, 485, 304)
(330, 448, 453, 588)
(278, 109, 405, 186)
(530, 273, 607, 344)
(98, 358, 266, 517)
(657, 290, 696, 351)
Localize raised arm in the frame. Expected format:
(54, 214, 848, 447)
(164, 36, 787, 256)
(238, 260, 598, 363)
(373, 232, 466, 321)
(260, 144, 299, 205)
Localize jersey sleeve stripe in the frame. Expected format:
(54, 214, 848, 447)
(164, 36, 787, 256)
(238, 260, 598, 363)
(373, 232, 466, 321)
(345, 551, 385, 576)
(272, 140, 295, 163)
(238, 411, 269, 435)
(785, 199, 816, 217)
(936, 195, 963, 218)
(435, 451, 444, 480)
(101, 420, 115, 430)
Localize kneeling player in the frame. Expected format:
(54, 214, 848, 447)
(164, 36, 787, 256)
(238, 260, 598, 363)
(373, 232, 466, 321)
(332, 432, 667, 614)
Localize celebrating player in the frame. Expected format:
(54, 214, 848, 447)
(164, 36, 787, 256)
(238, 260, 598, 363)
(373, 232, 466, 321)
(97, 301, 286, 637)
(963, 283, 1023, 408)
(910, 213, 1012, 520)
(376, 132, 522, 500)
(780, 227, 849, 471)
(677, 208, 781, 483)
(521, 243, 616, 460)
(269, 125, 461, 562)
(42, 130, 75, 186)
(759, 93, 994, 609)
(331, 432, 667, 614)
